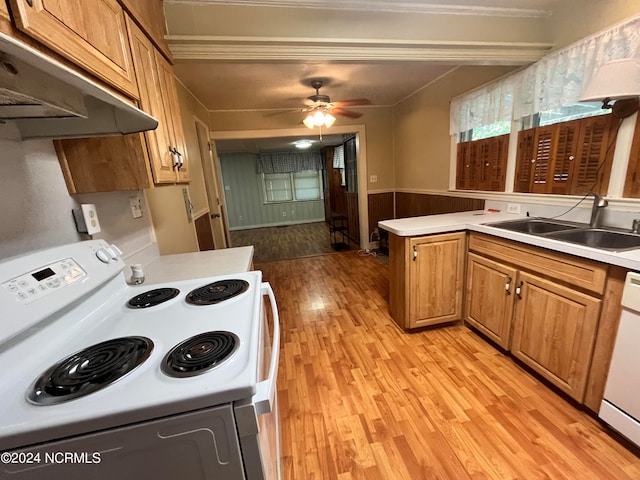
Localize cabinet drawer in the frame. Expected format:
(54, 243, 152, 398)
(468, 233, 607, 295)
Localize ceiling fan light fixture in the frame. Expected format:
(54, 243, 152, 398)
(324, 113, 336, 128)
(304, 109, 336, 129)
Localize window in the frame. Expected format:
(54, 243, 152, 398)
(459, 120, 511, 142)
(263, 170, 323, 203)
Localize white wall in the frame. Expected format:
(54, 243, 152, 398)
(0, 138, 157, 267)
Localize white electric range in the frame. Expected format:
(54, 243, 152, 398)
(0, 240, 280, 480)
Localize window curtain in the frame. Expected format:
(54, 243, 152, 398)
(257, 151, 323, 174)
(450, 15, 640, 135)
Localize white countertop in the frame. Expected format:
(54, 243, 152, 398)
(379, 211, 640, 272)
(140, 246, 254, 284)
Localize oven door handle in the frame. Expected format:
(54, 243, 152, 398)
(254, 282, 280, 416)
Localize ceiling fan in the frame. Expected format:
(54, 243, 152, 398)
(302, 80, 370, 129)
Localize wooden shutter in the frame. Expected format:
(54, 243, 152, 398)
(482, 134, 508, 191)
(623, 115, 640, 198)
(514, 128, 536, 192)
(571, 115, 615, 195)
(550, 120, 580, 194)
(467, 141, 481, 190)
(530, 126, 554, 193)
(456, 141, 470, 190)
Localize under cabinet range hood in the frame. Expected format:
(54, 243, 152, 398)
(0, 32, 157, 140)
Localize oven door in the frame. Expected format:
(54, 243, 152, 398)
(235, 282, 281, 480)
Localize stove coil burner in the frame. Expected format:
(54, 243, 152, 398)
(127, 288, 180, 308)
(28, 337, 153, 405)
(186, 279, 249, 306)
(162, 331, 239, 377)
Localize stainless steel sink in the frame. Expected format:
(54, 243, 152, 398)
(544, 229, 640, 251)
(485, 218, 584, 234)
(485, 218, 640, 252)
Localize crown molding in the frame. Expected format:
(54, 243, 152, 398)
(167, 36, 553, 64)
(163, 0, 553, 18)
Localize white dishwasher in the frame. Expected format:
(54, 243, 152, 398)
(599, 271, 640, 448)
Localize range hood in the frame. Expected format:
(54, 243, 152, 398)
(0, 32, 157, 140)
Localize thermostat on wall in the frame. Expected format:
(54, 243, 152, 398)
(73, 204, 101, 235)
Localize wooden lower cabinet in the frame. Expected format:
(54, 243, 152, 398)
(511, 271, 601, 401)
(389, 231, 466, 330)
(465, 233, 617, 405)
(465, 253, 517, 349)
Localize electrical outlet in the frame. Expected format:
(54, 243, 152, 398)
(507, 203, 521, 214)
(370, 175, 378, 183)
(72, 204, 101, 234)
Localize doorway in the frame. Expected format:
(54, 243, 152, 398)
(211, 125, 369, 256)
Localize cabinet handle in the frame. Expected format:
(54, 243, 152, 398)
(170, 147, 180, 170)
(515, 281, 524, 299)
(26, 0, 33, 6)
(505, 276, 512, 295)
(412, 245, 417, 261)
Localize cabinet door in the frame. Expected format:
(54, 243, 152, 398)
(465, 253, 518, 349)
(126, 16, 176, 184)
(409, 232, 465, 328)
(9, 0, 138, 98)
(155, 50, 190, 183)
(511, 271, 601, 401)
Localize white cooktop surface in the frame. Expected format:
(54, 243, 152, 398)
(0, 269, 264, 451)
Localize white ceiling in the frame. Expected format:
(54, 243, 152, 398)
(165, 0, 559, 151)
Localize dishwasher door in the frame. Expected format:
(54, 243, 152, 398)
(599, 271, 640, 447)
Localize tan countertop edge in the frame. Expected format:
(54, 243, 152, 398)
(379, 211, 640, 272)
(141, 246, 255, 284)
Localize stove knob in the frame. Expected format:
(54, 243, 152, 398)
(110, 244, 123, 257)
(95, 248, 111, 264)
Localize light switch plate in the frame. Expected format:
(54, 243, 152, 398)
(129, 196, 143, 219)
(507, 203, 521, 214)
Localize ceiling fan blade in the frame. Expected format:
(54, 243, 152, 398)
(332, 108, 363, 119)
(332, 98, 371, 107)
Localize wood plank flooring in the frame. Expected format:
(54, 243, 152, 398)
(230, 222, 353, 263)
(257, 251, 640, 480)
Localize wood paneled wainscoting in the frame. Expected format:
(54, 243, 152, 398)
(368, 192, 394, 238)
(396, 192, 485, 218)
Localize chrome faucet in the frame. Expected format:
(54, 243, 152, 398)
(588, 192, 608, 228)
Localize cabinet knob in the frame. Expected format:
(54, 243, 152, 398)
(412, 245, 417, 261)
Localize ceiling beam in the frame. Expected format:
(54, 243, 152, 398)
(168, 35, 553, 64)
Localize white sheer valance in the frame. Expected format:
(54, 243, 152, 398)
(450, 15, 640, 135)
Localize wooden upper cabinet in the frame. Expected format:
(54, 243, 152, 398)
(155, 51, 190, 183)
(118, 0, 172, 62)
(8, 0, 139, 99)
(126, 15, 189, 184)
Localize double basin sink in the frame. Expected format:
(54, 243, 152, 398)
(485, 218, 640, 252)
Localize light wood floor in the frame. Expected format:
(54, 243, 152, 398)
(230, 222, 353, 264)
(257, 251, 640, 480)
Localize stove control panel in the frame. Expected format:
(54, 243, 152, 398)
(2, 258, 86, 304)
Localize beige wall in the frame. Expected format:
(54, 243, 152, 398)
(550, 0, 640, 49)
(393, 66, 517, 191)
(393, 5, 640, 193)
(208, 107, 395, 191)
